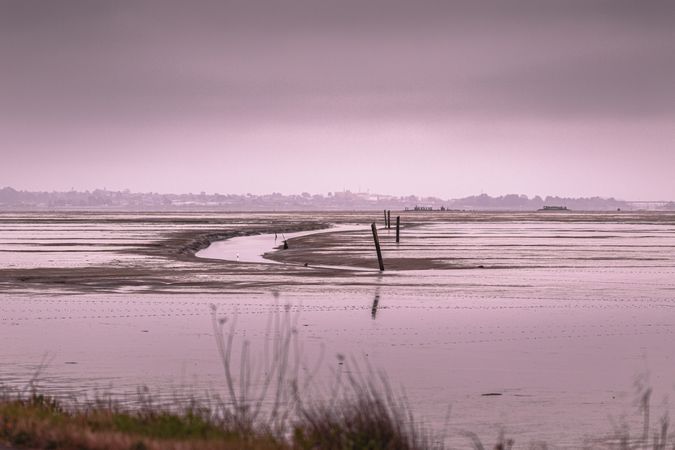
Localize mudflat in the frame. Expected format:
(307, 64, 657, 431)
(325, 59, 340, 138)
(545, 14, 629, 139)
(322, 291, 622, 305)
(2, 210, 675, 447)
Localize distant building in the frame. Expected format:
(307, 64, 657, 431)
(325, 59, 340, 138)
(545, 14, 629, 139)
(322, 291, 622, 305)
(538, 206, 568, 211)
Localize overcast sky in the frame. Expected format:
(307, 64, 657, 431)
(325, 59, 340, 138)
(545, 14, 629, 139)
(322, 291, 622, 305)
(1, 0, 674, 199)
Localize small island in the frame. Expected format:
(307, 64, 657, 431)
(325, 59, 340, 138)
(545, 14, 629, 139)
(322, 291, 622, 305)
(538, 205, 569, 211)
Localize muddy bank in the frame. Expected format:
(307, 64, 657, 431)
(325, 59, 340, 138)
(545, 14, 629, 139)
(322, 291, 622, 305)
(264, 227, 455, 270)
(3, 211, 675, 293)
(144, 220, 329, 261)
(0, 214, 341, 293)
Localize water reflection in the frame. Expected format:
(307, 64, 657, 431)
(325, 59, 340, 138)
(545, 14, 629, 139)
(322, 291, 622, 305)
(371, 278, 382, 320)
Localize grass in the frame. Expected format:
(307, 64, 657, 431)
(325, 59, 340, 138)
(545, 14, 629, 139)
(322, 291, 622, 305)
(0, 374, 431, 450)
(0, 385, 434, 450)
(0, 393, 284, 449)
(293, 365, 440, 450)
(4, 383, 675, 450)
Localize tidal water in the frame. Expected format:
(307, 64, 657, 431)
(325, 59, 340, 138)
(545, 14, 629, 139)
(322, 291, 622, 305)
(2, 211, 675, 447)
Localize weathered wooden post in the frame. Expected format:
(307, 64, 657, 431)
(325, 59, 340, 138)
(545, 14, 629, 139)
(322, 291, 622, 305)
(383, 210, 387, 228)
(371, 222, 384, 271)
(387, 210, 391, 229)
(396, 216, 400, 243)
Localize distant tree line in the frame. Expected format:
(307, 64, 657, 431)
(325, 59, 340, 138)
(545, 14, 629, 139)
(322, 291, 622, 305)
(0, 186, 648, 211)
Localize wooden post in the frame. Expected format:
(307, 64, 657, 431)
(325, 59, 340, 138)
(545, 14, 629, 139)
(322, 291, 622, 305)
(371, 223, 384, 271)
(396, 216, 400, 243)
(387, 210, 391, 229)
(383, 210, 387, 228)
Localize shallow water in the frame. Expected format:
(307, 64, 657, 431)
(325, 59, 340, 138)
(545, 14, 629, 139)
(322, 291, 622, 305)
(2, 211, 675, 447)
(196, 223, 365, 267)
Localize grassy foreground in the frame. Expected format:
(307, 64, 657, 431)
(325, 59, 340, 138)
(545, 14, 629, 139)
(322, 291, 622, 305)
(0, 384, 440, 450)
(1, 306, 444, 450)
(2, 306, 671, 450)
(0, 393, 281, 450)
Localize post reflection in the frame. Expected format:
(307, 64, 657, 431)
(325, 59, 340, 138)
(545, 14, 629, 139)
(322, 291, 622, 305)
(371, 286, 381, 320)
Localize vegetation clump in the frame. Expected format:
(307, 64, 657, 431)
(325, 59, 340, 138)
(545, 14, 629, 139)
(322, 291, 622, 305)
(0, 381, 433, 450)
(0, 393, 284, 450)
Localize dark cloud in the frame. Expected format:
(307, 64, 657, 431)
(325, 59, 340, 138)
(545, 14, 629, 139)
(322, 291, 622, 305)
(1, 0, 674, 126)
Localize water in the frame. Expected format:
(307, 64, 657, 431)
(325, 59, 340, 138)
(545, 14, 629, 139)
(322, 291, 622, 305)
(196, 223, 366, 269)
(1, 211, 675, 447)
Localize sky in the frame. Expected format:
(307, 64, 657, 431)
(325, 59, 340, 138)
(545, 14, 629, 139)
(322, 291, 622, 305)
(1, 0, 674, 200)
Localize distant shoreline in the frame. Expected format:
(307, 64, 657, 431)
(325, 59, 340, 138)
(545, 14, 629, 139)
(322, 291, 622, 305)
(3, 186, 672, 212)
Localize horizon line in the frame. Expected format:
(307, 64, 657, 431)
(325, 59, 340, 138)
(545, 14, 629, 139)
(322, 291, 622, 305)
(3, 185, 674, 204)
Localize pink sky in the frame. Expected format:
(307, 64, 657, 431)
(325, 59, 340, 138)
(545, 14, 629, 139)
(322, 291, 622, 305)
(1, 1, 674, 199)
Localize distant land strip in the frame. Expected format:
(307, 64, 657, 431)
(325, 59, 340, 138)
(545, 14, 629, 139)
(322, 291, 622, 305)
(1, 186, 673, 211)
